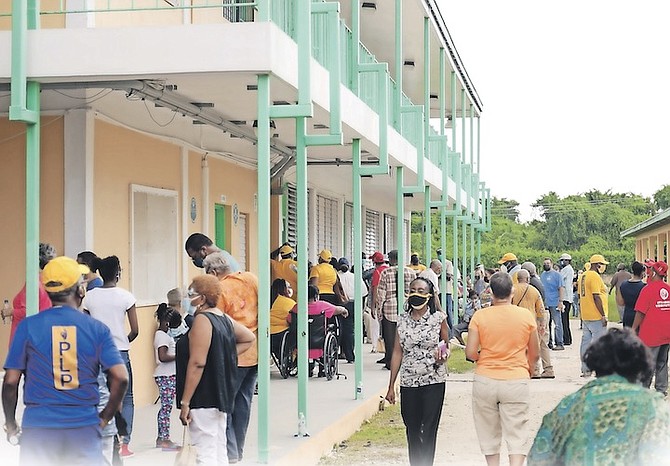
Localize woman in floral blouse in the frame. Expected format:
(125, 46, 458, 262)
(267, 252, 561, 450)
(385, 277, 450, 466)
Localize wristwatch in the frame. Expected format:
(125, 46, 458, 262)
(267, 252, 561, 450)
(3, 424, 20, 446)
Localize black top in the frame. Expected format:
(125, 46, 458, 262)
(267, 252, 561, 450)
(619, 280, 646, 328)
(176, 312, 238, 413)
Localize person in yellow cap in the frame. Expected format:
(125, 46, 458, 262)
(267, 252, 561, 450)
(2, 257, 129, 466)
(408, 253, 427, 273)
(578, 254, 610, 377)
(498, 253, 521, 283)
(270, 242, 299, 303)
(309, 249, 345, 305)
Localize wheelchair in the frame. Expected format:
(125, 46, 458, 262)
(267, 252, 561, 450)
(274, 310, 343, 381)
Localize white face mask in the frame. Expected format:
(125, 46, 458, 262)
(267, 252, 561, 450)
(499, 264, 507, 274)
(287, 287, 294, 298)
(182, 297, 196, 316)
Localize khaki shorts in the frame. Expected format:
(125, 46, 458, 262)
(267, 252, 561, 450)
(472, 374, 530, 456)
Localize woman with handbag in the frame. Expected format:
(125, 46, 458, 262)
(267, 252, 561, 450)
(176, 275, 255, 466)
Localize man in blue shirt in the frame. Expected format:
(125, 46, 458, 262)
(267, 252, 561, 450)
(541, 258, 566, 350)
(3, 256, 128, 466)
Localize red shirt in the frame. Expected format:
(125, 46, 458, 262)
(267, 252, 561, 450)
(371, 264, 389, 288)
(635, 280, 670, 347)
(10, 280, 52, 343)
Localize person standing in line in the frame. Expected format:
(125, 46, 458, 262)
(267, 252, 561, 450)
(619, 261, 646, 328)
(2, 256, 128, 466)
(385, 277, 449, 466)
(407, 253, 427, 273)
(153, 304, 182, 451)
(610, 262, 632, 323)
(558, 253, 574, 346)
(337, 257, 367, 363)
(177, 275, 256, 466)
(203, 252, 258, 464)
(5, 242, 55, 344)
(514, 269, 553, 379)
(578, 254, 610, 378)
(498, 252, 521, 281)
(185, 232, 241, 272)
(632, 261, 670, 396)
(309, 249, 347, 306)
(375, 250, 417, 370)
(540, 258, 565, 351)
(466, 272, 539, 466)
(270, 243, 299, 303)
(82, 255, 138, 458)
(167, 287, 190, 340)
(369, 252, 389, 358)
(77, 251, 103, 290)
(419, 260, 442, 297)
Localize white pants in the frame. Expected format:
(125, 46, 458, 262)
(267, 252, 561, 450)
(364, 308, 380, 350)
(190, 408, 228, 466)
(101, 436, 114, 466)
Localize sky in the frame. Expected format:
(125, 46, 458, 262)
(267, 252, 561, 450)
(438, 1, 670, 221)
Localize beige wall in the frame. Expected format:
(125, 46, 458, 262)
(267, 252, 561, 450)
(94, 120, 259, 406)
(0, 0, 65, 30)
(0, 116, 64, 365)
(633, 223, 670, 263)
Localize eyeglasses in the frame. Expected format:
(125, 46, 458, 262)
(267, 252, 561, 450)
(187, 290, 201, 298)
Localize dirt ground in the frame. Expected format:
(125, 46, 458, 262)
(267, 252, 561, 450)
(321, 318, 594, 465)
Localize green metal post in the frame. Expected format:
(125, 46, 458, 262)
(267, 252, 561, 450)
(469, 104, 474, 168)
(461, 89, 466, 162)
(450, 71, 456, 152)
(350, 0, 360, 94)
(438, 48, 448, 312)
(295, 116, 309, 434)
(393, 0, 402, 129)
(256, 73, 271, 463)
(424, 185, 431, 267)
(477, 115, 481, 175)
(352, 139, 364, 399)
(396, 166, 406, 313)
(452, 212, 459, 305)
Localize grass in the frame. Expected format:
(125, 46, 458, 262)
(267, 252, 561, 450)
(448, 346, 475, 374)
(319, 403, 407, 465)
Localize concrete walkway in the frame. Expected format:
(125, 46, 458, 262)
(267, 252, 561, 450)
(1, 343, 392, 465)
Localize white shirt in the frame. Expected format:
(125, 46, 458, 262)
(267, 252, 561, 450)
(419, 267, 440, 294)
(83, 287, 136, 351)
(560, 265, 575, 303)
(443, 260, 454, 294)
(153, 330, 176, 377)
(337, 270, 368, 302)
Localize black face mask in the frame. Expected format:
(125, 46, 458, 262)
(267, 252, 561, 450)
(407, 293, 431, 309)
(484, 276, 490, 283)
(192, 256, 205, 268)
(543, 265, 551, 271)
(169, 311, 183, 328)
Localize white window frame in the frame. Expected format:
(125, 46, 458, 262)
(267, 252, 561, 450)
(130, 184, 180, 307)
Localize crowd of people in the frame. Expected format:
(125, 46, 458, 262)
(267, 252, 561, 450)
(3, 239, 670, 466)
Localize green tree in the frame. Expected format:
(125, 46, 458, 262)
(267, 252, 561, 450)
(653, 185, 670, 211)
(490, 197, 520, 222)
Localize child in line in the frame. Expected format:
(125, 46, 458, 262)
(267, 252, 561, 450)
(153, 303, 182, 451)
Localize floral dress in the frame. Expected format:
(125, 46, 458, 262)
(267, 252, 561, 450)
(397, 310, 447, 387)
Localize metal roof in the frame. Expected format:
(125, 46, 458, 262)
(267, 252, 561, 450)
(620, 209, 670, 238)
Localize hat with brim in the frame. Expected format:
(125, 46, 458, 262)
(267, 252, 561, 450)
(651, 261, 668, 277)
(279, 245, 294, 255)
(319, 249, 333, 262)
(497, 252, 517, 264)
(589, 254, 609, 265)
(42, 256, 90, 293)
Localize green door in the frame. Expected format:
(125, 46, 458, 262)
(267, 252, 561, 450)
(214, 204, 227, 250)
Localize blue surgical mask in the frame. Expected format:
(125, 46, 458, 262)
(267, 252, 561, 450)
(182, 297, 196, 316)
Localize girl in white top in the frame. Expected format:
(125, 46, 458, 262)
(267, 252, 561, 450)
(82, 255, 138, 457)
(153, 304, 182, 451)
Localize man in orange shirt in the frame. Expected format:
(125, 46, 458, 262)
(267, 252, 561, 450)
(203, 252, 258, 464)
(466, 272, 539, 466)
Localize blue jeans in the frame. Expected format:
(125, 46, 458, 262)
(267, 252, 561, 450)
(643, 344, 669, 395)
(227, 365, 258, 462)
(580, 319, 608, 372)
(21, 425, 103, 466)
(548, 306, 564, 346)
(119, 350, 134, 445)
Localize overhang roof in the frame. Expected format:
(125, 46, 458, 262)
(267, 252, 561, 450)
(620, 209, 670, 238)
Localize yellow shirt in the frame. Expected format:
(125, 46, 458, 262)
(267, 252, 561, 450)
(309, 262, 337, 295)
(513, 283, 544, 318)
(271, 259, 299, 302)
(579, 270, 608, 321)
(408, 264, 427, 273)
(270, 295, 295, 335)
(469, 304, 537, 380)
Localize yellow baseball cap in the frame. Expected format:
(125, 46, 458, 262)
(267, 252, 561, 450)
(42, 256, 90, 292)
(589, 254, 609, 265)
(319, 249, 333, 261)
(497, 252, 517, 264)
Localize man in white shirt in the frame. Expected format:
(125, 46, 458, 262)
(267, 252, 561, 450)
(419, 259, 442, 295)
(337, 257, 367, 363)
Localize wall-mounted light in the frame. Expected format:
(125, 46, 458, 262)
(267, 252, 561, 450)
(403, 60, 415, 67)
(361, 2, 376, 10)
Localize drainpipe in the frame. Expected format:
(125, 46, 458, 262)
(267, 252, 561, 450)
(201, 156, 210, 236)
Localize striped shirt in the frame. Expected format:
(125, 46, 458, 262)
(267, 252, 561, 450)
(375, 266, 417, 322)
